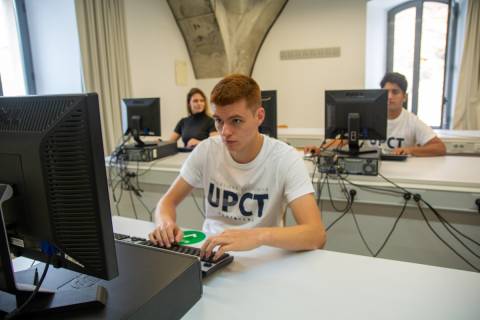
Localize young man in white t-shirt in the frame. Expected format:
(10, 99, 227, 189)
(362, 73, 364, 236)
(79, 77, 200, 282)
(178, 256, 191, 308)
(305, 72, 446, 157)
(149, 74, 326, 261)
(376, 72, 446, 156)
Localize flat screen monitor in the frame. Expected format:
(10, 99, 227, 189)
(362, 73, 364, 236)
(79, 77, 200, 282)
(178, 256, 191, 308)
(260, 90, 277, 139)
(0, 93, 118, 316)
(122, 98, 160, 146)
(325, 89, 387, 154)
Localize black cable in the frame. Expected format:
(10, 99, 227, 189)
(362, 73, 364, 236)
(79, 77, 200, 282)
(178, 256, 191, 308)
(415, 198, 480, 272)
(325, 175, 351, 213)
(380, 174, 480, 245)
(328, 169, 480, 270)
(5, 257, 52, 319)
(373, 196, 409, 257)
(132, 192, 154, 221)
(320, 139, 337, 152)
(136, 158, 160, 177)
(135, 160, 143, 193)
(349, 205, 375, 256)
(378, 172, 410, 194)
(326, 211, 349, 231)
(109, 137, 158, 221)
(336, 173, 352, 202)
(418, 198, 480, 260)
(316, 173, 326, 208)
(128, 189, 139, 219)
(341, 177, 405, 196)
(326, 188, 355, 231)
(378, 174, 480, 269)
(439, 217, 480, 260)
(421, 199, 480, 247)
(333, 177, 411, 257)
(109, 143, 130, 215)
(310, 155, 318, 186)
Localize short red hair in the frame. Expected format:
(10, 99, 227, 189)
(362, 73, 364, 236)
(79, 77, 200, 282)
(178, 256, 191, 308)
(210, 74, 261, 111)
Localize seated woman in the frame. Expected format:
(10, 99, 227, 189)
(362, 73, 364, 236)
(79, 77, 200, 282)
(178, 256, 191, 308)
(169, 88, 217, 148)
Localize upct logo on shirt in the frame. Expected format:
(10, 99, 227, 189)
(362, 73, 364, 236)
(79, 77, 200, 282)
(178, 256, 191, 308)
(207, 182, 269, 222)
(370, 137, 405, 148)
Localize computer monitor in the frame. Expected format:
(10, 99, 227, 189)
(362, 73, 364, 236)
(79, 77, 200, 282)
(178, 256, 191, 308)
(0, 93, 118, 316)
(325, 89, 387, 155)
(122, 97, 161, 146)
(260, 90, 277, 139)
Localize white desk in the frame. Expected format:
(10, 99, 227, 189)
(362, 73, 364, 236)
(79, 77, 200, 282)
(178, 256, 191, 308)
(108, 153, 480, 211)
(278, 127, 324, 147)
(113, 216, 480, 320)
(108, 152, 480, 189)
(106, 153, 480, 272)
(312, 155, 480, 212)
(278, 127, 480, 155)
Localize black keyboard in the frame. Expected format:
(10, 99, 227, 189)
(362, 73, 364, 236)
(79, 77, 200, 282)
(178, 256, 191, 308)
(114, 233, 233, 278)
(380, 152, 408, 161)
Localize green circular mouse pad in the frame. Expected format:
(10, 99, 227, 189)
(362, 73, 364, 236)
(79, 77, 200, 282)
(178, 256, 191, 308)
(178, 230, 206, 245)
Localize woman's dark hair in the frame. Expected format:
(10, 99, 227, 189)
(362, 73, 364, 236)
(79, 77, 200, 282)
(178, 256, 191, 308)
(380, 72, 408, 93)
(186, 88, 209, 115)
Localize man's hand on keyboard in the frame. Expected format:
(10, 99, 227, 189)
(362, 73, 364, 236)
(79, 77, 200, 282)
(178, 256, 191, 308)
(392, 147, 412, 155)
(148, 219, 183, 248)
(200, 229, 262, 261)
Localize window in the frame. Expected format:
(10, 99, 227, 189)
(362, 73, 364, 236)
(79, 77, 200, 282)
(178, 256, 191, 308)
(0, 0, 26, 95)
(0, 0, 35, 96)
(387, 0, 454, 128)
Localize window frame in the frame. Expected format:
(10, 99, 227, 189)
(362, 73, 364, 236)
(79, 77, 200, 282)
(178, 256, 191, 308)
(13, 0, 36, 94)
(386, 0, 455, 129)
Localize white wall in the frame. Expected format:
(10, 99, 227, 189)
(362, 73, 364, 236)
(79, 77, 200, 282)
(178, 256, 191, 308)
(253, 0, 367, 128)
(124, 0, 368, 130)
(25, 0, 82, 94)
(123, 0, 197, 139)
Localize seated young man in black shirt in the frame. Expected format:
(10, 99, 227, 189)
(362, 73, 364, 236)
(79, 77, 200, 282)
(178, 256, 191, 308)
(169, 88, 217, 149)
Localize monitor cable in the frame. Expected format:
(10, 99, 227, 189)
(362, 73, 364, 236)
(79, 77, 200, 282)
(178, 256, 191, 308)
(109, 135, 156, 220)
(378, 173, 480, 272)
(325, 185, 355, 231)
(371, 194, 410, 257)
(325, 174, 351, 213)
(336, 174, 412, 257)
(414, 195, 480, 272)
(379, 174, 480, 248)
(5, 256, 52, 319)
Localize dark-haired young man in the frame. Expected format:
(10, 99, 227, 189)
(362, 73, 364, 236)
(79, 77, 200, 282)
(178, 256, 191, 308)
(149, 74, 326, 261)
(377, 72, 446, 156)
(305, 72, 446, 157)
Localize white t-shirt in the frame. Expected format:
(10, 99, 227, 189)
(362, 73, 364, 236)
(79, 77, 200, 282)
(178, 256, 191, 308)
(370, 108, 436, 149)
(180, 135, 314, 235)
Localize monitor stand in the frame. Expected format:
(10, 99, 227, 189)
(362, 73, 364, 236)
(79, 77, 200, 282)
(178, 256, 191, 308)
(335, 141, 378, 157)
(0, 184, 106, 317)
(337, 112, 378, 156)
(2, 240, 202, 319)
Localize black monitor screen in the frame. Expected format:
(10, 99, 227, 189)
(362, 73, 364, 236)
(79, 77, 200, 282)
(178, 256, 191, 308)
(325, 89, 387, 141)
(122, 98, 160, 136)
(260, 90, 277, 139)
(0, 93, 118, 314)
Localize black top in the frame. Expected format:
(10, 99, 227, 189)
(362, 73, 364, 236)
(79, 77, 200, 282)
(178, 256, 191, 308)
(174, 113, 216, 146)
